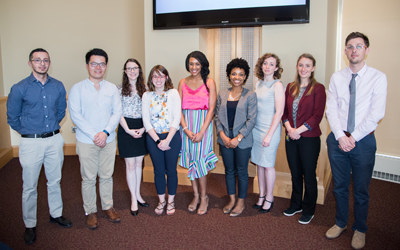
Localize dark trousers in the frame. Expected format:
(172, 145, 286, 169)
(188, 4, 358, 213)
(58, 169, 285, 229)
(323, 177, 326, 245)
(219, 130, 252, 199)
(146, 132, 182, 195)
(327, 132, 376, 233)
(285, 136, 320, 216)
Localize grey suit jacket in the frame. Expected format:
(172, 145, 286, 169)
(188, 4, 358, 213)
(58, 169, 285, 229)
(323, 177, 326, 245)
(215, 88, 257, 149)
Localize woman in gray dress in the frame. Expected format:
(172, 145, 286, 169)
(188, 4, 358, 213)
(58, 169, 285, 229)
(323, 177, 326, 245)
(251, 53, 285, 213)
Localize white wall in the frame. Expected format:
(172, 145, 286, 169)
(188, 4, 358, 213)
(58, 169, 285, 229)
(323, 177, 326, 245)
(341, 0, 400, 156)
(261, 1, 330, 87)
(144, 1, 200, 87)
(0, 0, 145, 145)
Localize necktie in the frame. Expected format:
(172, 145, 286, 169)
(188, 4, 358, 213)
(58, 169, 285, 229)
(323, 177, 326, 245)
(347, 73, 357, 133)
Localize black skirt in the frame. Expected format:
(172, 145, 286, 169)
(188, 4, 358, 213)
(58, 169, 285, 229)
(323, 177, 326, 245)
(117, 117, 148, 158)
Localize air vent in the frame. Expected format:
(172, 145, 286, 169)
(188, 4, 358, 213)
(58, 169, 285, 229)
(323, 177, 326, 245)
(372, 170, 400, 183)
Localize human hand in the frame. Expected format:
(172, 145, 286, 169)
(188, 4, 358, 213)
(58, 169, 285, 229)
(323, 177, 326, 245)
(288, 128, 301, 140)
(192, 131, 205, 143)
(221, 133, 231, 148)
(126, 129, 137, 138)
(229, 137, 239, 148)
(184, 129, 195, 141)
(132, 128, 145, 138)
(338, 136, 355, 152)
(94, 132, 107, 148)
(158, 139, 171, 151)
(262, 135, 271, 147)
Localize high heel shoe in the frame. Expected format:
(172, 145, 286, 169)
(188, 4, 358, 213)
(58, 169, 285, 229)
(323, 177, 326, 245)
(197, 196, 209, 215)
(138, 201, 149, 207)
(130, 210, 139, 216)
(188, 194, 200, 212)
(259, 199, 274, 213)
(252, 195, 266, 209)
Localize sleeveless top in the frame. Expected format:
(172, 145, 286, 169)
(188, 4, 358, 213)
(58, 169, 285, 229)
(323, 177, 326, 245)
(181, 80, 209, 110)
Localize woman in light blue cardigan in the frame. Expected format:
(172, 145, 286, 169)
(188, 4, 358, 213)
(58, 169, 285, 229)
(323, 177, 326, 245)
(215, 58, 257, 217)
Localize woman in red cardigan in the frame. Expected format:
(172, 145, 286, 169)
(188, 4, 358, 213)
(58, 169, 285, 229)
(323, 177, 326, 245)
(282, 53, 326, 225)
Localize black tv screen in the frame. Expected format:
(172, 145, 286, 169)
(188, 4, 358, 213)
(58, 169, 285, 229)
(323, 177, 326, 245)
(153, 0, 310, 30)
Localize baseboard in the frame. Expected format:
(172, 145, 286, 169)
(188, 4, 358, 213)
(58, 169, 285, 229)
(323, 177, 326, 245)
(0, 147, 14, 170)
(253, 172, 329, 205)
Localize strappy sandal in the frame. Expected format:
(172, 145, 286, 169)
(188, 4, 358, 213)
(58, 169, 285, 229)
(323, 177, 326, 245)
(188, 193, 200, 212)
(197, 196, 209, 215)
(252, 195, 266, 209)
(155, 200, 166, 215)
(166, 202, 175, 215)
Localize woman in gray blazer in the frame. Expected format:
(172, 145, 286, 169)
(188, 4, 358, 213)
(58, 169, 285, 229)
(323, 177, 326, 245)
(215, 58, 257, 217)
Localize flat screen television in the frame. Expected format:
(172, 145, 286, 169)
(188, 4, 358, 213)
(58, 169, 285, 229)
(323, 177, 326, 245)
(153, 0, 310, 30)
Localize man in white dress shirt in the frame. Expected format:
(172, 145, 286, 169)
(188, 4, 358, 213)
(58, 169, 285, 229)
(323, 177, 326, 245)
(325, 32, 387, 249)
(68, 48, 122, 229)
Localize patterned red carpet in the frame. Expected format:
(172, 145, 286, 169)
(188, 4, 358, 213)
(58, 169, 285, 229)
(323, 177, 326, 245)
(0, 156, 399, 250)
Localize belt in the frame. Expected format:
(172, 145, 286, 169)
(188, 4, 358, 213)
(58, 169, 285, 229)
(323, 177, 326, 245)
(21, 129, 60, 138)
(344, 130, 374, 137)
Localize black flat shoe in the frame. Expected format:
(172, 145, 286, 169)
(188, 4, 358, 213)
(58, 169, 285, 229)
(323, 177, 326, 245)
(137, 201, 149, 207)
(24, 227, 36, 245)
(50, 216, 72, 227)
(252, 195, 266, 209)
(260, 199, 274, 213)
(131, 210, 139, 216)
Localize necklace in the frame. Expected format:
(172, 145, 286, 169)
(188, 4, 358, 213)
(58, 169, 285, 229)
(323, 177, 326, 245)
(229, 89, 243, 100)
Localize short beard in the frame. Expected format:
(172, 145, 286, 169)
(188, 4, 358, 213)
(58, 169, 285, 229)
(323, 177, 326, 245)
(33, 68, 48, 75)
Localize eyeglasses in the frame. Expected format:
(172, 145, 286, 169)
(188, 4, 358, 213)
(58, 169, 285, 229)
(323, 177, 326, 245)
(89, 62, 107, 68)
(126, 67, 139, 72)
(346, 44, 367, 51)
(31, 58, 50, 64)
(152, 75, 166, 79)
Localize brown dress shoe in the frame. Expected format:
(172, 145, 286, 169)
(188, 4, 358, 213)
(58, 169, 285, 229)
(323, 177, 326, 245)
(86, 213, 98, 229)
(103, 207, 121, 223)
(326, 224, 347, 239)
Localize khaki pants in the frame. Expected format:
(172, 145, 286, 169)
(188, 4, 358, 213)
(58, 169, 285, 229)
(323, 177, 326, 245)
(19, 133, 64, 228)
(76, 139, 116, 214)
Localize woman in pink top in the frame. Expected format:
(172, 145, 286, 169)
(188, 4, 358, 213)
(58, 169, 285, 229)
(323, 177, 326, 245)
(178, 51, 218, 215)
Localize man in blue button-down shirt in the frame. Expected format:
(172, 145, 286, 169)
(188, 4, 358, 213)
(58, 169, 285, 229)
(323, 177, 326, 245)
(7, 48, 72, 245)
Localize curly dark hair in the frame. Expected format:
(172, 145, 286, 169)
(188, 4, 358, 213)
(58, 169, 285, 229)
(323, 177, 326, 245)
(121, 58, 146, 98)
(254, 53, 283, 80)
(226, 58, 250, 84)
(147, 65, 174, 92)
(185, 51, 210, 92)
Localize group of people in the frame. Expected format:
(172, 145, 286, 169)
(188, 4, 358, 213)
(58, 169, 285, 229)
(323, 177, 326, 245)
(7, 31, 387, 250)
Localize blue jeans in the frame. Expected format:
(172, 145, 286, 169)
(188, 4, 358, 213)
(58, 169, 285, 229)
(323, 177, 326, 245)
(327, 132, 376, 233)
(146, 132, 181, 195)
(219, 130, 252, 199)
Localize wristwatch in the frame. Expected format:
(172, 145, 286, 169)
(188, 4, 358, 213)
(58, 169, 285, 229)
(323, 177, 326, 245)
(155, 139, 161, 145)
(237, 136, 242, 142)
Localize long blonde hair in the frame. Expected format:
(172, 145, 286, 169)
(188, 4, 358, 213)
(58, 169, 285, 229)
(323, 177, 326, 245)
(289, 53, 317, 98)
